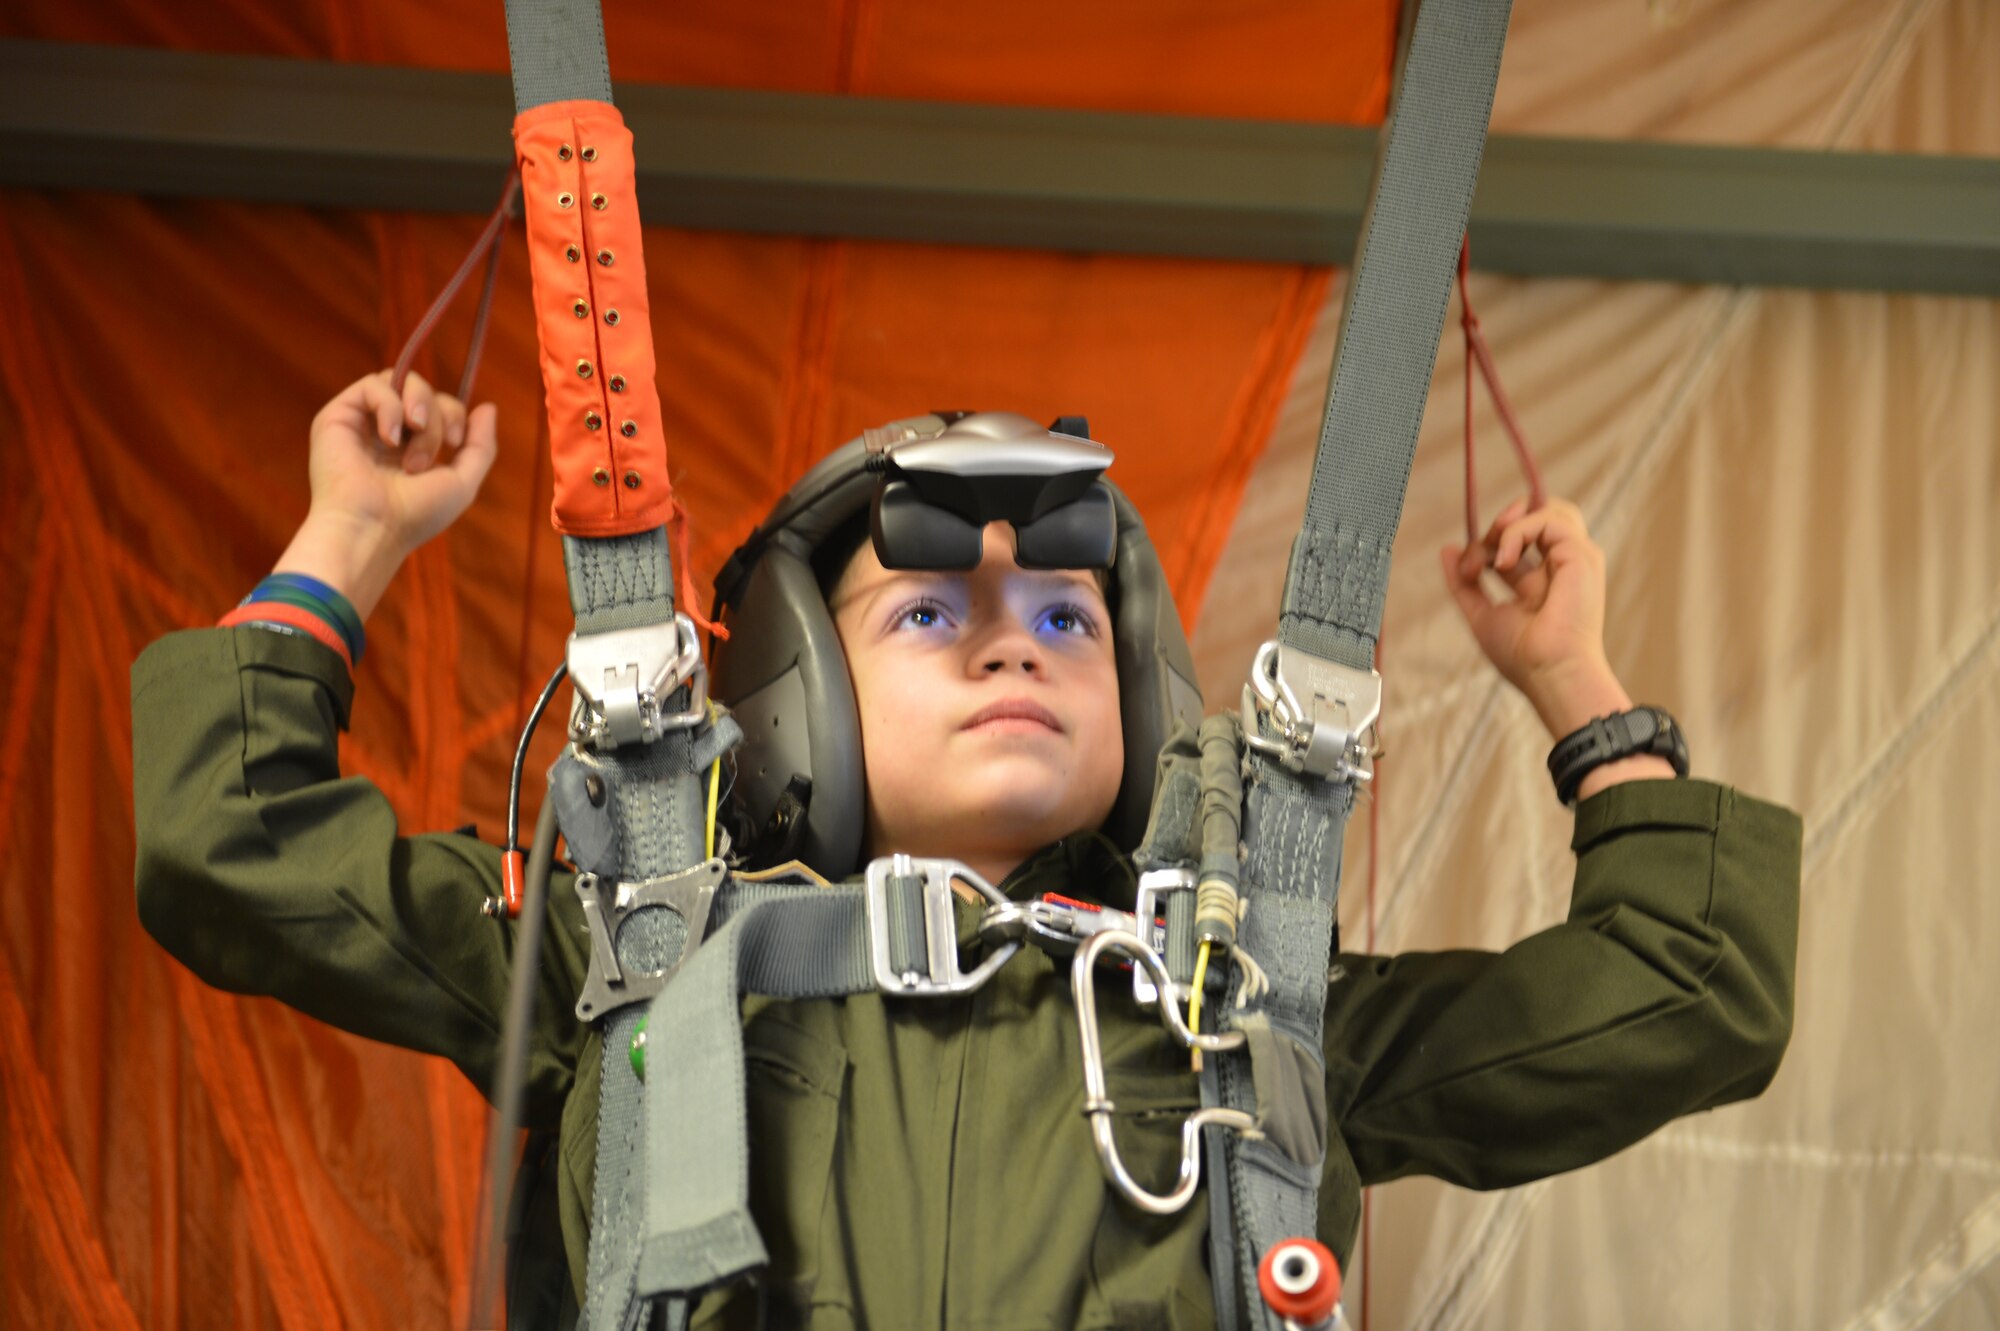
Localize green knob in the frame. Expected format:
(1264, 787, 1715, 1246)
(630, 1016, 648, 1083)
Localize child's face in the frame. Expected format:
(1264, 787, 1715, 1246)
(830, 522, 1123, 881)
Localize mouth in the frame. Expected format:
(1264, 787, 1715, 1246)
(960, 698, 1064, 734)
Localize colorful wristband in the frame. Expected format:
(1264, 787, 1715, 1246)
(264, 572, 366, 656)
(236, 574, 366, 665)
(218, 601, 354, 671)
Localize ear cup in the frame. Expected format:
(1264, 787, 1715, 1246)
(709, 538, 864, 874)
(1104, 487, 1205, 852)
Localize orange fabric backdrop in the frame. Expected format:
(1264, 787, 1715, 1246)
(0, 2, 1395, 1325)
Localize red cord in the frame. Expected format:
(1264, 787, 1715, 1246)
(391, 169, 521, 402)
(1459, 237, 1547, 543)
(1360, 243, 1544, 1319)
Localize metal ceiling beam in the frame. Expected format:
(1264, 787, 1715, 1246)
(3, 39, 1996, 296)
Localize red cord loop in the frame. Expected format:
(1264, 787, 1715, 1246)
(1458, 236, 1546, 542)
(391, 169, 522, 404)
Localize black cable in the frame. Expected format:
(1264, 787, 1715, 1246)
(468, 788, 560, 1331)
(469, 658, 567, 1330)
(506, 661, 570, 853)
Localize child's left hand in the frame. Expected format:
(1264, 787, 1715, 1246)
(1440, 497, 1620, 733)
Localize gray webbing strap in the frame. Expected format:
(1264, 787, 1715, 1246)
(498, 0, 688, 1324)
(1214, 771, 1350, 1328)
(578, 715, 704, 1331)
(1218, 1, 1514, 1326)
(564, 532, 675, 632)
(636, 887, 878, 1299)
(1278, 0, 1513, 673)
(558, 515, 705, 1331)
(556, 511, 712, 1319)
(501, 0, 613, 113)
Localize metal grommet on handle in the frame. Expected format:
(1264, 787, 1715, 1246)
(572, 298, 589, 319)
(622, 471, 642, 490)
(596, 249, 615, 267)
(603, 309, 620, 327)
(576, 359, 594, 379)
(592, 468, 610, 487)
(580, 145, 597, 162)
(620, 420, 637, 437)
(558, 143, 573, 162)
(608, 374, 627, 393)
(557, 192, 575, 209)
(584, 410, 603, 431)
(590, 192, 608, 210)
(565, 244, 581, 263)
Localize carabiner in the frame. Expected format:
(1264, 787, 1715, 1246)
(1070, 929, 1258, 1215)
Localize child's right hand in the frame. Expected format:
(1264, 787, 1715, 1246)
(308, 369, 499, 555)
(270, 370, 500, 622)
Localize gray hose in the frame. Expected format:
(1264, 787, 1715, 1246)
(1194, 713, 1245, 948)
(469, 782, 561, 1329)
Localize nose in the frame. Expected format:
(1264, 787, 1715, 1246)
(972, 617, 1047, 678)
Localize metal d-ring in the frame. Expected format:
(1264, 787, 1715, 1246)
(1070, 929, 1257, 1215)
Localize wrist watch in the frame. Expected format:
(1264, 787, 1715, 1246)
(1547, 706, 1689, 805)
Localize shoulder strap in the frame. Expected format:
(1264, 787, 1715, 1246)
(1215, 2, 1515, 1326)
(496, 3, 722, 1329)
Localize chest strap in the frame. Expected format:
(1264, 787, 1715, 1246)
(632, 858, 1027, 1301)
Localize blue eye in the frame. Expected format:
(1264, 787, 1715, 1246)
(1039, 603, 1098, 637)
(890, 597, 953, 632)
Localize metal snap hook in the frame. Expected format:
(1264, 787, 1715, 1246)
(1071, 929, 1256, 1215)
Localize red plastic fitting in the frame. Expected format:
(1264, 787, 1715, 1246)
(1257, 1237, 1342, 1328)
(500, 849, 527, 920)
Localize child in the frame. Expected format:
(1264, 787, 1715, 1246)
(134, 370, 1800, 1328)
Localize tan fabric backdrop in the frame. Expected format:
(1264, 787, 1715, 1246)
(1193, 0, 2000, 1326)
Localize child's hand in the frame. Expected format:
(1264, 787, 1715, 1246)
(1440, 497, 1624, 736)
(270, 371, 500, 622)
(307, 369, 498, 554)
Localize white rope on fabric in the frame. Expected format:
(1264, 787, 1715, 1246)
(1842, 1186, 2000, 1331)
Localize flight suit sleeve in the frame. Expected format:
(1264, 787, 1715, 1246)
(131, 625, 589, 1128)
(1322, 777, 1801, 1191)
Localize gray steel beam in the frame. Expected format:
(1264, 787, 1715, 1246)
(2, 38, 1995, 295)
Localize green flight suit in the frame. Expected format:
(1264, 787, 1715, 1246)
(132, 626, 1801, 1329)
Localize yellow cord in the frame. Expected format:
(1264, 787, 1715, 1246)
(1188, 939, 1214, 1071)
(1189, 938, 1213, 1035)
(704, 703, 722, 860)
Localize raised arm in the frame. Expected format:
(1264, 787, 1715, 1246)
(131, 371, 587, 1124)
(1316, 496, 1801, 1189)
(1326, 778, 1799, 1190)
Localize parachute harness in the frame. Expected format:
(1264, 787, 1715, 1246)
(457, 0, 1520, 1328)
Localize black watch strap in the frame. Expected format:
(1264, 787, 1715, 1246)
(1547, 706, 1690, 805)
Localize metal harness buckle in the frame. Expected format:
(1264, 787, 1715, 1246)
(1130, 868, 1195, 1008)
(573, 857, 726, 1022)
(566, 612, 708, 749)
(865, 855, 1021, 996)
(1071, 929, 1259, 1215)
(1240, 640, 1382, 782)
